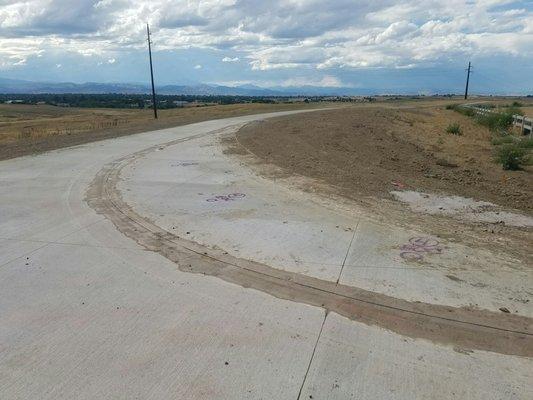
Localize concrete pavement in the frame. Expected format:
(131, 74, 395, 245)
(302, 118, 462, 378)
(1, 111, 531, 399)
(120, 125, 532, 317)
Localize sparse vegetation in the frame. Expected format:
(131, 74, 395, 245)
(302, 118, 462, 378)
(518, 137, 533, 149)
(476, 112, 514, 132)
(449, 103, 523, 133)
(446, 101, 533, 170)
(495, 144, 529, 170)
(446, 123, 462, 135)
(451, 105, 476, 117)
(492, 134, 533, 149)
(491, 135, 515, 146)
(505, 105, 524, 116)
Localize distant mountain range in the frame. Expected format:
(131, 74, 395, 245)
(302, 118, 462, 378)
(0, 77, 376, 96)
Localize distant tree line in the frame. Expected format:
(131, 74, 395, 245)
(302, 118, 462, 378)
(0, 93, 314, 109)
(0, 93, 384, 109)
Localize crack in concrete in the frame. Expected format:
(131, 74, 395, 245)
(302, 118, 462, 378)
(85, 129, 533, 357)
(336, 221, 360, 285)
(297, 311, 328, 400)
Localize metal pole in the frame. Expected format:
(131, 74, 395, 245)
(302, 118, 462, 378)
(147, 23, 158, 119)
(464, 61, 471, 100)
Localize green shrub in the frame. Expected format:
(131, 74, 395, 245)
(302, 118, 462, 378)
(511, 101, 523, 107)
(445, 104, 456, 110)
(491, 135, 515, 145)
(492, 135, 533, 151)
(460, 107, 475, 117)
(477, 112, 514, 132)
(446, 123, 462, 135)
(517, 137, 533, 149)
(506, 105, 524, 116)
(474, 103, 495, 109)
(495, 144, 529, 170)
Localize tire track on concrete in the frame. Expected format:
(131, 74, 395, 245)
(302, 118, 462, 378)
(86, 128, 533, 357)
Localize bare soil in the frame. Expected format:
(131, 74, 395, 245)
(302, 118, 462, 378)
(236, 105, 533, 213)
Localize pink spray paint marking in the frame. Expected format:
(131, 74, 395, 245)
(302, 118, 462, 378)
(400, 237, 443, 261)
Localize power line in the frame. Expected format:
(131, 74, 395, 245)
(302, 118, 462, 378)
(146, 23, 158, 119)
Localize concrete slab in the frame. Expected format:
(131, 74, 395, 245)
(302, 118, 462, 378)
(340, 218, 532, 316)
(121, 134, 360, 282)
(0, 236, 324, 399)
(0, 238, 49, 267)
(300, 312, 533, 400)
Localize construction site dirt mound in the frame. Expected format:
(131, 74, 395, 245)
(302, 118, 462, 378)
(236, 106, 532, 214)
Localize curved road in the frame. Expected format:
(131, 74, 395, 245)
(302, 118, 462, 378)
(1, 111, 531, 399)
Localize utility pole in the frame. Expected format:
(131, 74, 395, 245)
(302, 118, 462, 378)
(464, 61, 472, 100)
(146, 23, 158, 119)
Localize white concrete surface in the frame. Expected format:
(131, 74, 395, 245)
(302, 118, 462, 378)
(392, 190, 533, 227)
(1, 111, 531, 399)
(120, 133, 359, 283)
(300, 313, 533, 400)
(121, 128, 532, 316)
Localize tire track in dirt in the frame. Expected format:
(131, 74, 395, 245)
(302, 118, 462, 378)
(86, 128, 533, 357)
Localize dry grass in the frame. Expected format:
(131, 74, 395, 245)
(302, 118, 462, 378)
(1, 96, 529, 160)
(0, 102, 339, 160)
(0, 96, 502, 145)
(521, 105, 533, 117)
(0, 103, 323, 145)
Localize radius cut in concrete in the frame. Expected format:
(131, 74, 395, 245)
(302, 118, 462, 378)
(121, 133, 359, 283)
(120, 127, 532, 317)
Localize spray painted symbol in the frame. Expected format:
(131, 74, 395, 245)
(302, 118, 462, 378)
(206, 193, 246, 202)
(400, 237, 443, 261)
(171, 161, 199, 167)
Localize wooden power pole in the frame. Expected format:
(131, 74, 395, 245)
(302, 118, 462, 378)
(464, 61, 472, 100)
(147, 23, 158, 119)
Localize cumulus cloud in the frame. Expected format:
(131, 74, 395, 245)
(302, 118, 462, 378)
(281, 75, 345, 87)
(222, 56, 239, 62)
(0, 0, 531, 72)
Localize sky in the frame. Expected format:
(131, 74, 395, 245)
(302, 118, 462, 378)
(0, 0, 532, 94)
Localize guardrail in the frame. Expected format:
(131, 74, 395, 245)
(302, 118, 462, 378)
(462, 104, 532, 135)
(513, 114, 533, 135)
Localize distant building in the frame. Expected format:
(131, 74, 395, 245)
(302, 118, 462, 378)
(173, 100, 189, 107)
(5, 100, 24, 104)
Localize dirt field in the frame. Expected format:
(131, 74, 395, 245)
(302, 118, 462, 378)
(0, 102, 328, 160)
(522, 105, 533, 117)
(236, 103, 533, 214)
